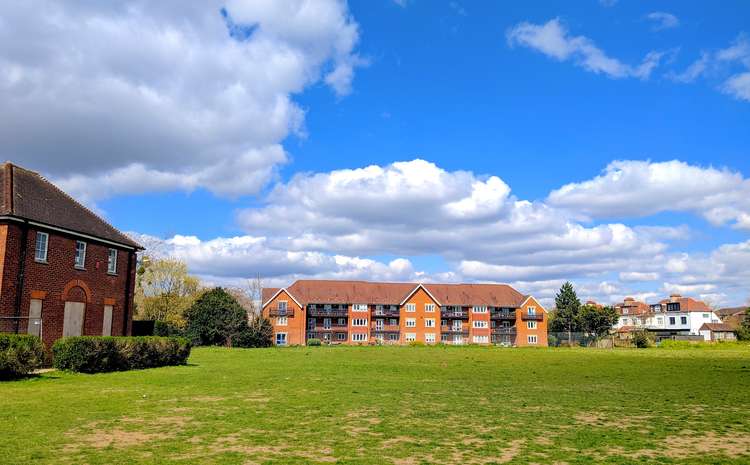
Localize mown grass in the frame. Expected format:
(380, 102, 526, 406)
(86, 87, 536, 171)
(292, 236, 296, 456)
(2, 345, 750, 464)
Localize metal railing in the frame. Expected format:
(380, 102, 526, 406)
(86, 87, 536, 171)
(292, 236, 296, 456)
(441, 310, 469, 319)
(520, 313, 543, 321)
(268, 307, 295, 318)
(308, 308, 348, 317)
(490, 311, 516, 320)
(440, 327, 469, 336)
(492, 327, 517, 335)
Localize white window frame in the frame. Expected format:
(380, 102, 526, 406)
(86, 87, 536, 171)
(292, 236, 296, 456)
(35, 232, 49, 263)
(527, 321, 537, 329)
(405, 303, 416, 312)
(278, 301, 288, 311)
(352, 304, 368, 312)
(74, 240, 87, 269)
(527, 335, 538, 345)
(107, 248, 118, 274)
(405, 318, 417, 328)
(405, 333, 416, 342)
(351, 333, 367, 342)
(472, 306, 488, 314)
(352, 318, 368, 327)
(473, 320, 488, 329)
(275, 333, 287, 346)
(473, 335, 489, 344)
(424, 318, 435, 328)
(277, 316, 288, 326)
(527, 306, 536, 315)
(425, 333, 436, 343)
(425, 303, 435, 312)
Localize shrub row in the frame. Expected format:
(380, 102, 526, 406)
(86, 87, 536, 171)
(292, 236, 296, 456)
(0, 334, 45, 380)
(52, 336, 191, 373)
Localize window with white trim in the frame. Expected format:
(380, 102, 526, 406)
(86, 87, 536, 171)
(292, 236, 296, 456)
(352, 318, 368, 327)
(405, 333, 416, 342)
(275, 333, 287, 346)
(473, 335, 489, 344)
(472, 306, 488, 313)
(622, 318, 629, 325)
(657, 317, 664, 325)
(473, 320, 488, 329)
(352, 304, 368, 312)
(351, 333, 367, 342)
(527, 306, 536, 315)
(425, 303, 435, 312)
(74, 240, 86, 268)
(527, 321, 537, 329)
(622, 308, 629, 315)
(276, 317, 288, 326)
(405, 303, 416, 312)
(680, 316, 688, 325)
(405, 318, 416, 328)
(527, 335, 538, 344)
(425, 333, 436, 343)
(35, 232, 48, 262)
(278, 301, 288, 311)
(107, 248, 118, 274)
(336, 332, 346, 341)
(424, 318, 435, 328)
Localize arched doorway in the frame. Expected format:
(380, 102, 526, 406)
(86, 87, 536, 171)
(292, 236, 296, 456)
(62, 280, 91, 337)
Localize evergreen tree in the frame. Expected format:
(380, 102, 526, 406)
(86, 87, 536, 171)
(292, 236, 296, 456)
(554, 282, 581, 345)
(184, 287, 248, 346)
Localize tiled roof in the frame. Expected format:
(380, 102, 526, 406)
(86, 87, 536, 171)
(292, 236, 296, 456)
(614, 297, 650, 316)
(658, 296, 711, 312)
(261, 288, 280, 304)
(715, 307, 748, 317)
(0, 163, 141, 249)
(264, 280, 528, 308)
(699, 323, 735, 332)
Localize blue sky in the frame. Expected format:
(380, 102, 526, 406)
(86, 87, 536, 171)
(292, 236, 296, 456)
(3, 0, 749, 307)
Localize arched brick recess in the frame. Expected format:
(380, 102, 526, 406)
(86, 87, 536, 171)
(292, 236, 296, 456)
(62, 279, 92, 303)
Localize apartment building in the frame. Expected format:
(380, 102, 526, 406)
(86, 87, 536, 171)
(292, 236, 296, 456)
(261, 280, 547, 347)
(613, 294, 723, 341)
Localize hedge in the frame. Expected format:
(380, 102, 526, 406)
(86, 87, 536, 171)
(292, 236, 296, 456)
(0, 334, 45, 380)
(52, 336, 191, 373)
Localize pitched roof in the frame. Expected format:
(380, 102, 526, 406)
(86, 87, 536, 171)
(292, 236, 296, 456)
(699, 323, 735, 332)
(0, 163, 141, 249)
(261, 288, 280, 304)
(716, 307, 748, 317)
(263, 280, 528, 308)
(614, 297, 650, 316)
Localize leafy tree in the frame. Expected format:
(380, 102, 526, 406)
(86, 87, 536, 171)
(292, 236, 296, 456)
(554, 282, 581, 345)
(233, 315, 274, 348)
(580, 305, 619, 341)
(135, 257, 201, 327)
(631, 329, 654, 348)
(184, 288, 248, 346)
(737, 307, 750, 341)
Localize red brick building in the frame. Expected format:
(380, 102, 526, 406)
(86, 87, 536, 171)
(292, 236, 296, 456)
(0, 163, 142, 347)
(262, 280, 548, 347)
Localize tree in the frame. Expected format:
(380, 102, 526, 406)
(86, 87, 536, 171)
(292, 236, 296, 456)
(554, 282, 581, 345)
(184, 287, 248, 346)
(736, 307, 750, 341)
(134, 257, 201, 327)
(234, 314, 274, 348)
(580, 305, 619, 342)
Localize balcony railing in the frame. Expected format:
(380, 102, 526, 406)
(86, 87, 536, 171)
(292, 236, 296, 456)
(373, 309, 400, 317)
(269, 308, 295, 318)
(490, 311, 516, 320)
(309, 324, 348, 331)
(308, 308, 348, 317)
(372, 324, 400, 332)
(441, 309, 469, 319)
(306, 331, 347, 341)
(492, 327, 517, 335)
(520, 312, 543, 321)
(440, 327, 470, 336)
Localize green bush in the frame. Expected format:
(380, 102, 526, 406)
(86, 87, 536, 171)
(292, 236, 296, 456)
(184, 288, 248, 346)
(231, 315, 273, 348)
(659, 339, 750, 350)
(153, 320, 183, 337)
(631, 330, 654, 348)
(0, 334, 45, 380)
(307, 338, 322, 346)
(52, 336, 191, 373)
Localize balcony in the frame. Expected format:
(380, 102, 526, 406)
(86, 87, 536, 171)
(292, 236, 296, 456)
(441, 309, 469, 319)
(371, 324, 400, 332)
(306, 331, 347, 341)
(520, 312, 543, 321)
(309, 323, 348, 331)
(441, 326, 469, 336)
(373, 308, 400, 318)
(492, 327, 517, 335)
(269, 307, 295, 318)
(490, 310, 516, 320)
(308, 307, 348, 317)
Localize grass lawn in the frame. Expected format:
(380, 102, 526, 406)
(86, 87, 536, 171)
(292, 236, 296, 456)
(2, 346, 750, 464)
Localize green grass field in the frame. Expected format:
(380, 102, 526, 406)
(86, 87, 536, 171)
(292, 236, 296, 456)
(2, 346, 750, 465)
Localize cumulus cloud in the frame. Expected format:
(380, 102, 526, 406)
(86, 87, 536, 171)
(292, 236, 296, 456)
(506, 18, 665, 79)
(548, 160, 750, 229)
(0, 0, 364, 202)
(646, 12, 680, 31)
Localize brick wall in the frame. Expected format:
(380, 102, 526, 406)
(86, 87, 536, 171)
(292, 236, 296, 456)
(263, 290, 304, 345)
(0, 222, 136, 347)
(515, 296, 548, 347)
(400, 287, 440, 344)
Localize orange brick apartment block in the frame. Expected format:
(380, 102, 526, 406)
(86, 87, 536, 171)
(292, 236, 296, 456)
(262, 280, 548, 347)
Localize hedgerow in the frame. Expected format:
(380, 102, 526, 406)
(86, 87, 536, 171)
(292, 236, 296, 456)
(52, 336, 190, 373)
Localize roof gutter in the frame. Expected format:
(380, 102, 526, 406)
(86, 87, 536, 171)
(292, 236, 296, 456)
(0, 215, 140, 250)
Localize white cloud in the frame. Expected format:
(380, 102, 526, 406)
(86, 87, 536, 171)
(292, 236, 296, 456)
(722, 72, 750, 102)
(620, 272, 660, 282)
(0, 0, 363, 202)
(506, 18, 664, 79)
(646, 12, 680, 31)
(548, 160, 750, 230)
(669, 52, 711, 83)
(599, 0, 618, 7)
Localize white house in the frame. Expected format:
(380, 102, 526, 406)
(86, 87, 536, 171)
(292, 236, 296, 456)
(614, 294, 723, 340)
